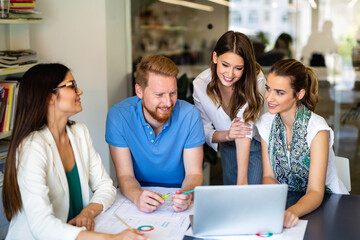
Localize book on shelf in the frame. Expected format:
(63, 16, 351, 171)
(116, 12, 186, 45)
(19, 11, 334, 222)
(11, 2, 35, 7)
(0, 171, 3, 188)
(10, 7, 35, 10)
(0, 62, 19, 68)
(9, 81, 19, 131)
(0, 98, 6, 131)
(0, 87, 9, 133)
(10, 2, 36, 10)
(0, 55, 37, 62)
(0, 49, 37, 60)
(0, 66, 19, 72)
(0, 141, 9, 160)
(5, 84, 14, 132)
(0, 58, 37, 65)
(0, 87, 5, 129)
(0, 81, 19, 133)
(0, 61, 37, 72)
(8, 8, 42, 19)
(0, 50, 37, 71)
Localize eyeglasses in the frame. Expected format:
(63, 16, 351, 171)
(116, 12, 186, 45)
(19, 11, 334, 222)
(52, 80, 78, 93)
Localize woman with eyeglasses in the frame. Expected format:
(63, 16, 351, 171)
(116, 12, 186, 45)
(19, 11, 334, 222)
(2, 64, 147, 239)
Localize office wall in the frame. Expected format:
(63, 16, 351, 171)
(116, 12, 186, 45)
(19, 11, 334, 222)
(105, 0, 132, 179)
(30, 0, 132, 181)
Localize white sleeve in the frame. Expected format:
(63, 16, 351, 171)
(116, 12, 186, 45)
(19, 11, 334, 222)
(82, 124, 116, 211)
(306, 115, 348, 194)
(257, 71, 268, 115)
(236, 104, 254, 139)
(17, 141, 84, 240)
(255, 113, 275, 145)
(307, 114, 334, 147)
(193, 78, 218, 152)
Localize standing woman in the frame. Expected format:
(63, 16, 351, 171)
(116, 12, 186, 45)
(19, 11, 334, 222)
(256, 59, 348, 228)
(2, 64, 146, 239)
(193, 31, 265, 185)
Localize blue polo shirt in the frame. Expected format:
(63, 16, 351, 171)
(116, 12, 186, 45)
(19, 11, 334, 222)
(106, 96, 205, 187)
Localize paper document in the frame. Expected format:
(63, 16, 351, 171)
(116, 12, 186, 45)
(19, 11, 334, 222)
(184, 220, 308, 240)
(95, 187, 193, 240)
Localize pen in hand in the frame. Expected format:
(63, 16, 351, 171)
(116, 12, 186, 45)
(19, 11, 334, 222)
(181, 189, 194, 195)
(114, 214, 137, 233)
(161, 189, 194, 199)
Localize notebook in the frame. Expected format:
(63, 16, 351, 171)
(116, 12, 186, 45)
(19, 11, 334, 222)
(192, 184, 288, 236)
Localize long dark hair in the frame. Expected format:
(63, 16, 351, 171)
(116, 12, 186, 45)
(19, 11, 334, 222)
(269, 59, 318, 111)
(2, 63, 72, 220)
(207, 30, 263, 122)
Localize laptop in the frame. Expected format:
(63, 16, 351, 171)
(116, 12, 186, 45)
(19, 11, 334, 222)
(192, 184, 288, 236)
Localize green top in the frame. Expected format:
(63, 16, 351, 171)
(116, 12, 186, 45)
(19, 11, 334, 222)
(65, 162, 83, 222)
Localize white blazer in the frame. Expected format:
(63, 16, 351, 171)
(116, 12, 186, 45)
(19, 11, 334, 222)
(6, 122, 116, 240)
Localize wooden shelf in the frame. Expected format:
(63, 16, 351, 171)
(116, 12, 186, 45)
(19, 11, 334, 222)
(0, 132, 11, 140)
(0, 63, 37, 76)
(0, 19, 43, 24)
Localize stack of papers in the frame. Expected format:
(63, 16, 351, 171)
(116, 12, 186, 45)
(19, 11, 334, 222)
(95, 187, 193, 240)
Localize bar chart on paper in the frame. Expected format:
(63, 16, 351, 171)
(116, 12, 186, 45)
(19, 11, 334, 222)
(95, 187, 193, 240)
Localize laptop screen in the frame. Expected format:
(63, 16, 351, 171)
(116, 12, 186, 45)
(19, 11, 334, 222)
(193, 184, 288, 236)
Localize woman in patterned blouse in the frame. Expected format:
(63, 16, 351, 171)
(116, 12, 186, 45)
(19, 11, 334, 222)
(256, 59, 348, 228)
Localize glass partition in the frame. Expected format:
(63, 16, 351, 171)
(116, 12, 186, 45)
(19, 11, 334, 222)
(131, 0, 360, 193)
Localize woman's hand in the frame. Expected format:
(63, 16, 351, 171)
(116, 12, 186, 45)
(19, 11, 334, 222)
(77, 229, 148, 240)
(110, 229, 148, 240)
(68, 208, 96, 231)
(283, 209, 299, 228)
(227, 118, 252, 141)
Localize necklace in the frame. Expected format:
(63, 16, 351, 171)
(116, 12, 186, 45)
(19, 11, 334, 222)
(287, 141, 291, 151)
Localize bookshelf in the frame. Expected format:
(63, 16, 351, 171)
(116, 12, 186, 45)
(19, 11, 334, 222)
(0, 18, 42, 237)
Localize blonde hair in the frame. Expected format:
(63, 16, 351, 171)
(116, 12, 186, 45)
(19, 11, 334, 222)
(136, 55, 179, 88)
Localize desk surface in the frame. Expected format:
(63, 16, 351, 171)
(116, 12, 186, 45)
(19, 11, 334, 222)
(300, 193, 360, 240)
(184, 192, 360, 240)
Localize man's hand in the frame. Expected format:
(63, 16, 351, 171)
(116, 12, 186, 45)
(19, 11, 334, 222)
(172, 190, 192, 212)
(135, 189, 165, 213)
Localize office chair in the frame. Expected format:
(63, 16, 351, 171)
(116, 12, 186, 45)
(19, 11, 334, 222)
(334, 156, 351, 192)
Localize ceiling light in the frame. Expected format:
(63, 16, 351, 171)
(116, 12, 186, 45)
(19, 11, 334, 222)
(349, 0, 358, 8)
(308, 0, 317, 9)
(159, 0, 214, 12)
(207, 0, 230, 7)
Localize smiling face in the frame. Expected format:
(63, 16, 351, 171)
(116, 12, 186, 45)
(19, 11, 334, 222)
(213, 51, 245, 88)
(265, 73, 304, 116)
(136, 71, 177, 126)
(53, 71, 83, 117)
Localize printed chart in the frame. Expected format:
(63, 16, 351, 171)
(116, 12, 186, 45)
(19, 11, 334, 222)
(95, 187, 193, 240)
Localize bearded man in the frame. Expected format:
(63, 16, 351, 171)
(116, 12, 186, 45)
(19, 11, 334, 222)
(106, 55, 205, 213)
